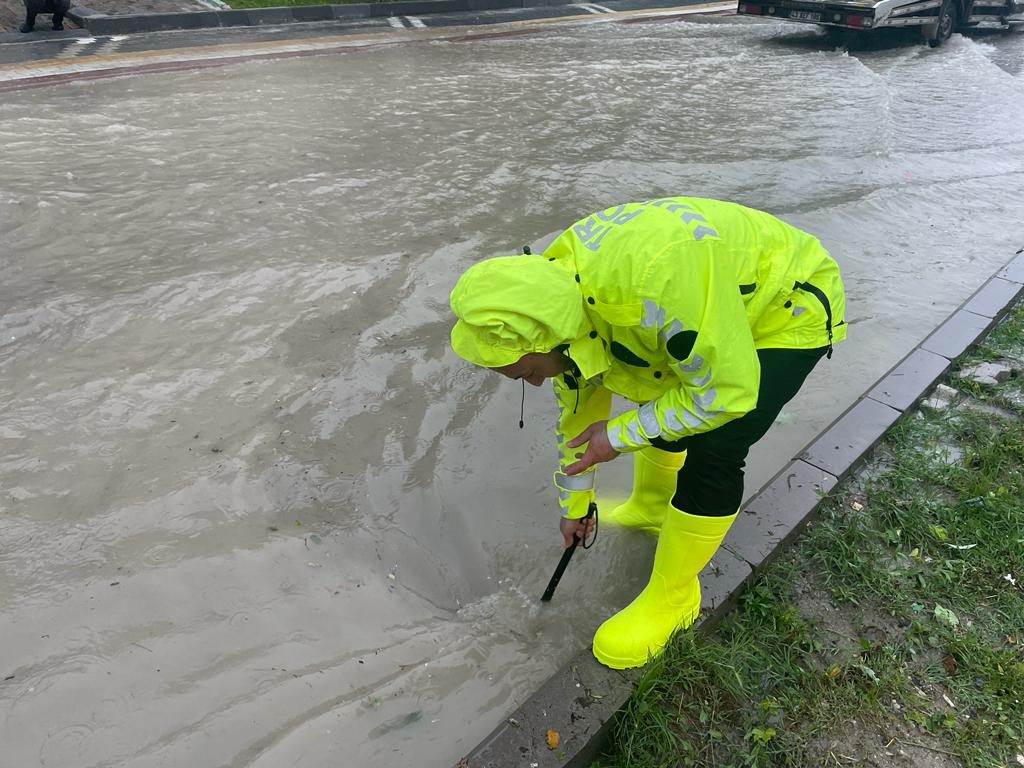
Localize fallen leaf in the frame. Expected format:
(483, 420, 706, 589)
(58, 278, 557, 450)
(1008, 635, 1017, 645)
(934, 604, 959, 628)
(942, 654, 958, 674)
(546, 729, 560, 749)
(851, 501, 864, 512)
(857, 664, 880, 684)
(826, 664, 842, 679)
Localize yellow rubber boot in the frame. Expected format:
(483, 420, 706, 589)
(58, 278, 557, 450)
(592, 507, 738, 669)
(603, 447, 686, 533)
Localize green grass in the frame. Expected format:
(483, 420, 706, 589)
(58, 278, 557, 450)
(595, 302, 1024, 768)
(225, 0, 383, 8)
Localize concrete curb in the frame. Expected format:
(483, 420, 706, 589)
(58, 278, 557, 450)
(65, 0, 596, 34)
(0, 28, 91, 42)
(463, 250, 1024, 767)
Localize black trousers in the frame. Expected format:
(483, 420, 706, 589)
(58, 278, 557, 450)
(650, 346, 829, 517)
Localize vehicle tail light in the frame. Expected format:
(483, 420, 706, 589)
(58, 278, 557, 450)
(845, 13, 873, 25)
(738, 3, 764, 13)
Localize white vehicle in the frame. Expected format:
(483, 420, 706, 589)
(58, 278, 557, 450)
(736, 0, 1024, 45)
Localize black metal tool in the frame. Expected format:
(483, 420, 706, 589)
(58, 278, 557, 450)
(540, 502, 596, 602)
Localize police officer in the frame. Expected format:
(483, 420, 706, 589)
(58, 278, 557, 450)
(449, 197, 846, 669)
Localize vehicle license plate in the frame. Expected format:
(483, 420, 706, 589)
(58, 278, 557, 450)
(789, 10, 822, 19)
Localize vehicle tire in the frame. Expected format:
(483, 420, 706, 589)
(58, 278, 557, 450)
(927, 0, 958, 46)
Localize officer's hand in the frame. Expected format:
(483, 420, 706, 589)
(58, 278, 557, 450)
(559, 515, 595, 548)
(564, 420, 619, 476)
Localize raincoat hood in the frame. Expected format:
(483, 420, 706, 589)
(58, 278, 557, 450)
(449, 255, 591, 368)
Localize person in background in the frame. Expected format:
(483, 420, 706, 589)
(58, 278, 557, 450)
(448, 196, 846, 669)
(20, 0, 71, 32)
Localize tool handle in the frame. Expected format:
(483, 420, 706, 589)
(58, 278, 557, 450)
(540, 537, 579, 602)
(539, 502, 596, 602)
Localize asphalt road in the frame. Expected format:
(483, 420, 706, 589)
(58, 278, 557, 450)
(0, 0, 735, 73)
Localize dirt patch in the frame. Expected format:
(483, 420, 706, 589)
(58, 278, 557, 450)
(792, 575, 908, 655)
(807, 716, 963, 768)
(793, 580, 855, 640)
(792, 580, 966, 768)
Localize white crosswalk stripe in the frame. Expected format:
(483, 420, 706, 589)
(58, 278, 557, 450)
(404, 16, 426, 27)
(56, 37, 97, 59)
(94, 35, 128, 57)
(386, 16, 406, 28)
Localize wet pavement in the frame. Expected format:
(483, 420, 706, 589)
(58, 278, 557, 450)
(0, 0, 731, 57)
(1, 11, 1023, 768)
(0, 1, 738, 90)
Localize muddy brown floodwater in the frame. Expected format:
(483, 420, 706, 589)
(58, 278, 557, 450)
(1, 15, 1022, 768)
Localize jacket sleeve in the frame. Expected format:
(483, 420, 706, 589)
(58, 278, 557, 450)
(605, 253, 761, 451)
(552, 372, 612, 519)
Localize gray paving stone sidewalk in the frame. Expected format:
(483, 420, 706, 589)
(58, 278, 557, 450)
(0, 0, 218, 31)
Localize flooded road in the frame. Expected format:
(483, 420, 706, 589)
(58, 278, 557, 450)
(1, 14, 1023, 767)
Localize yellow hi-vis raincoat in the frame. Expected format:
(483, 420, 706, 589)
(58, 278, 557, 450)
(449, 197, 846, 519)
